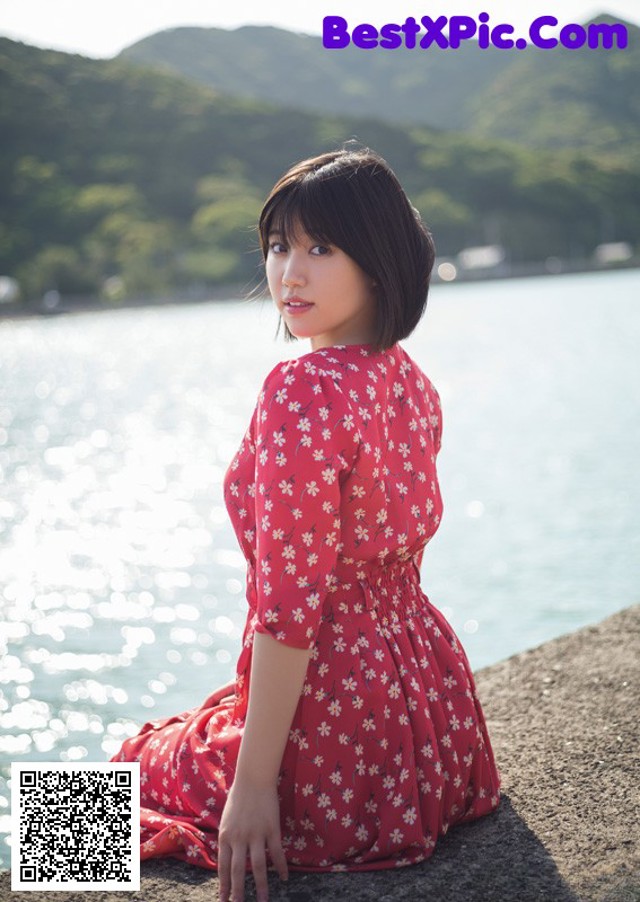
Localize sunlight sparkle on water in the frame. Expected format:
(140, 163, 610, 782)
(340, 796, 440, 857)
(1, 275, 638, 873)
(41, 652, 128, 674)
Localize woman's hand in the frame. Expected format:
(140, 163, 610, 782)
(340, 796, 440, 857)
(218, 779, 288, 902)
(217, 633, 310, 899)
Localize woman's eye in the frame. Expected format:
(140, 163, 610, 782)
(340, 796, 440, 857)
(269, 242, 286, 254)
(311, 245, 330, 256)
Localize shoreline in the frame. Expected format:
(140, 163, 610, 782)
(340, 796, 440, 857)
(1, 262, 639, 324)
(1, 601, 638, 900)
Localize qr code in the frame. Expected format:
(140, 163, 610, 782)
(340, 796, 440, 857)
(10, 762, 140, 891)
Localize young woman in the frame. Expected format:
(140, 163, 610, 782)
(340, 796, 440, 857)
(110, 147, 502, 902)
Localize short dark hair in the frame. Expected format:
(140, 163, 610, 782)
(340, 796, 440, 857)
(257, 145, 436, 353)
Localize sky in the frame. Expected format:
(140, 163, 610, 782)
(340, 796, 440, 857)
(0, 0, 638, 57)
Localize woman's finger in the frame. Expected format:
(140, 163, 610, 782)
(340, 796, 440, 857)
(218, 841, 231, 902)
(267, 833, 289, 883)
(249, 841, 269, 902)
(230, 843, 248, 902)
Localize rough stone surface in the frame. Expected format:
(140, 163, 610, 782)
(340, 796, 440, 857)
(2, 603, 638, 902)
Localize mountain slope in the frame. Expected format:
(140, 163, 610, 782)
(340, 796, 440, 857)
(119, 16, 640, 159)
(469, 19, 639, 152)
(1, 37, 639, 300)
(118, 25, 513, 133)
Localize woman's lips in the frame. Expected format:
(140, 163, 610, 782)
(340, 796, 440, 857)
(283, 299, 313, 314)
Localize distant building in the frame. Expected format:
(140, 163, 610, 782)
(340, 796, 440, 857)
(593, 242, 633, 265)
(457, 245, 507, 272)
(0, 276, 20, 304)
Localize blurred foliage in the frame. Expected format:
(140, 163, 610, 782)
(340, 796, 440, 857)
(0, 35, 639, 303)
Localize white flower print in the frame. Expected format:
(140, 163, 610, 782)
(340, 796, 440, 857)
(115, 345, 501, 875)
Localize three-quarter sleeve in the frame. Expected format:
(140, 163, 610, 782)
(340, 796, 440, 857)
(251, 359, 361, 650)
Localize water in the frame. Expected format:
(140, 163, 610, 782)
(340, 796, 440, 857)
(1, 268, 639, 869)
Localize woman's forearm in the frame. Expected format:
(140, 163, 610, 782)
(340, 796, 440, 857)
(234, 632, 312, 788)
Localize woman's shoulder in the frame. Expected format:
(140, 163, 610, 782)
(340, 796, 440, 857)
(255, 352, 363, 455)
(257, 342, 441, 411)
(258, 347, 362, 405)
(392, 342, 441, 400)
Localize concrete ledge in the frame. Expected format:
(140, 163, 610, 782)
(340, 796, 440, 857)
(3, 603, 639, 901)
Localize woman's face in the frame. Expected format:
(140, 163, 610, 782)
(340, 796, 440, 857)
(265, 223, 377, 351)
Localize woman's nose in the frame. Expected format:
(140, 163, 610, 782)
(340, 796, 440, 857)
(282, 251, 306, 287)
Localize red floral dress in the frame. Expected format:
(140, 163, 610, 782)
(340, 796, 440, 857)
(109, 341, 502, 872)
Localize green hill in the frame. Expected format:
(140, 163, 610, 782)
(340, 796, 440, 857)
(119, 24, 506, 134)
(469, 16, 640, 155)
(1, 36, 639, 301)
(119, 16, 640, 161)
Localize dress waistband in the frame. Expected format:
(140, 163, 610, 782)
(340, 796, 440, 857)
(356, 557, 422, 612)
(245, 556, 424, 614)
